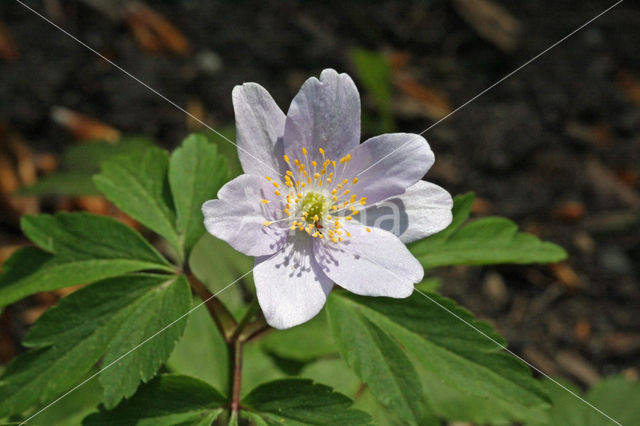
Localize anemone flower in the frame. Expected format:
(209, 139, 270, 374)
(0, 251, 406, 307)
(203, 69, 452, 329)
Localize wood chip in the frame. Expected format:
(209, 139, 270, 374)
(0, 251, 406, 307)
(565, 121, 613, 147)
(549, 263, 582, 290)
(51, 107, 121, 142)
(586, 156, 640, 209)
(186, 98, 207, 130)
(574, 320, 591, 344)
(452, 0, 522, 53)
(617, 70, 640, 106)
(124, 2, 190, 56)
(556, 350, 600, 386)
(603, 333, 640, 356)
(0, 22, 19, 60)
(553, 201, 586, 222)
(393, 76, 451, 121)
(522, 346, 561, 377)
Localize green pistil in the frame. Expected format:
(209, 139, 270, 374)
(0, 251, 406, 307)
(300, 192, 329, 223)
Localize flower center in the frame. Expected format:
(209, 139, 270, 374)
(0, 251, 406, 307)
(299, 192, 329, 223)
(260, 147, 371, 243)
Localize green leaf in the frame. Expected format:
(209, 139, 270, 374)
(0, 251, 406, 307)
(242, 343, 288, 396)
(169, 134, 228, 257)
(352, 48, 395, 133)
(327, 291, 550, 426)
(26, 370, 103, 426)
(261, 311, 337, 362)
(21, 212, 171, 266)
(242, 379, 371, 425)
(0, 213, 173, 307)
(409, 193, 567, 268)
(353, 387, 425, 426)
(299, 358, 361, 398)
(93, 146, 181, 253)
(0, 274, 191, 416)
(204, 128, 243, 178)
(167, 301, 229, 393)
(326, 295, 430, 424)
(529, 375, 639, 426)
(19, 171, 103, 197)
(20, 137, 153, 196)
(83, 374, 225, 426)
(62, 137, 154, 171)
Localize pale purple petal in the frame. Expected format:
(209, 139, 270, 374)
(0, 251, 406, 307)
(254, 236, 333, 329)
(355, 180, 453, 243)
(344, 133, 434, 205)
(232, 83, 287, 177)
(283, 69, 360, 163)
(314, 223, 423, 298)
(202, 174, 286, 256)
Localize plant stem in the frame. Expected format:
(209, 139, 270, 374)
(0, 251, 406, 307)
(228, 338, 243, 420)
(185, 272, 237, 342)
(230, 298, 259, 342)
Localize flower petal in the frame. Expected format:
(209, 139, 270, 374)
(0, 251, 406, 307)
(354, 180, 453, 243)
(202, 174, 286, 256)
(254, 236, 333, 329)
(314, 223, 423, 298)
(345, 133, 434, 204)
(283, 69, 360, 163)
(232, 83, 287, 177)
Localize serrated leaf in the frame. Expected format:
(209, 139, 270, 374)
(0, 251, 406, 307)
(20, 137, 153, 197)
(21, 212, 171, 266)
(242, 379, 371, 425)
(169, 134, 228, 257)
(93, 146, 181, 254)
(0, 213, 173, 307)
(327, 292, 549, 426)
(167, 302, 229, 393)
(203, 128, 243, 178)
(62, 137, 154, 171)
(528, 376, 639, 426)
(83, 374, 225, 426)
(0, 274, 190, 416)
(409, 193, 567, 268)
(26, 370, 103, 426)
(299, 358, 361, 398)
(326, 295, 430, 424)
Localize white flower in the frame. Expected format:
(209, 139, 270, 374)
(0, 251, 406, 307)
(203, 69, 452, 329)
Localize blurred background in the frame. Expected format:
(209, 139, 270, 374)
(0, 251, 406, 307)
(0, 0, 638, 392)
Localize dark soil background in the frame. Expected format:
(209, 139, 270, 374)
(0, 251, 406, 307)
(1, 0, 639, 390)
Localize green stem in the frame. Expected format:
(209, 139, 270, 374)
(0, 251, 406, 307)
(230, 298, 259, 342)
(186, 272, 237, 342)
(228, 338, 243, 422)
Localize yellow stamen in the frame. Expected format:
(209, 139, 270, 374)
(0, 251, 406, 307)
(352, 177, 358, 184)
(261, 199, 269, 204)
(263, 221, 271, 226)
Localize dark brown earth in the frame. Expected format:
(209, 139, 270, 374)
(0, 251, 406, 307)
(0, 0, 638, 388)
